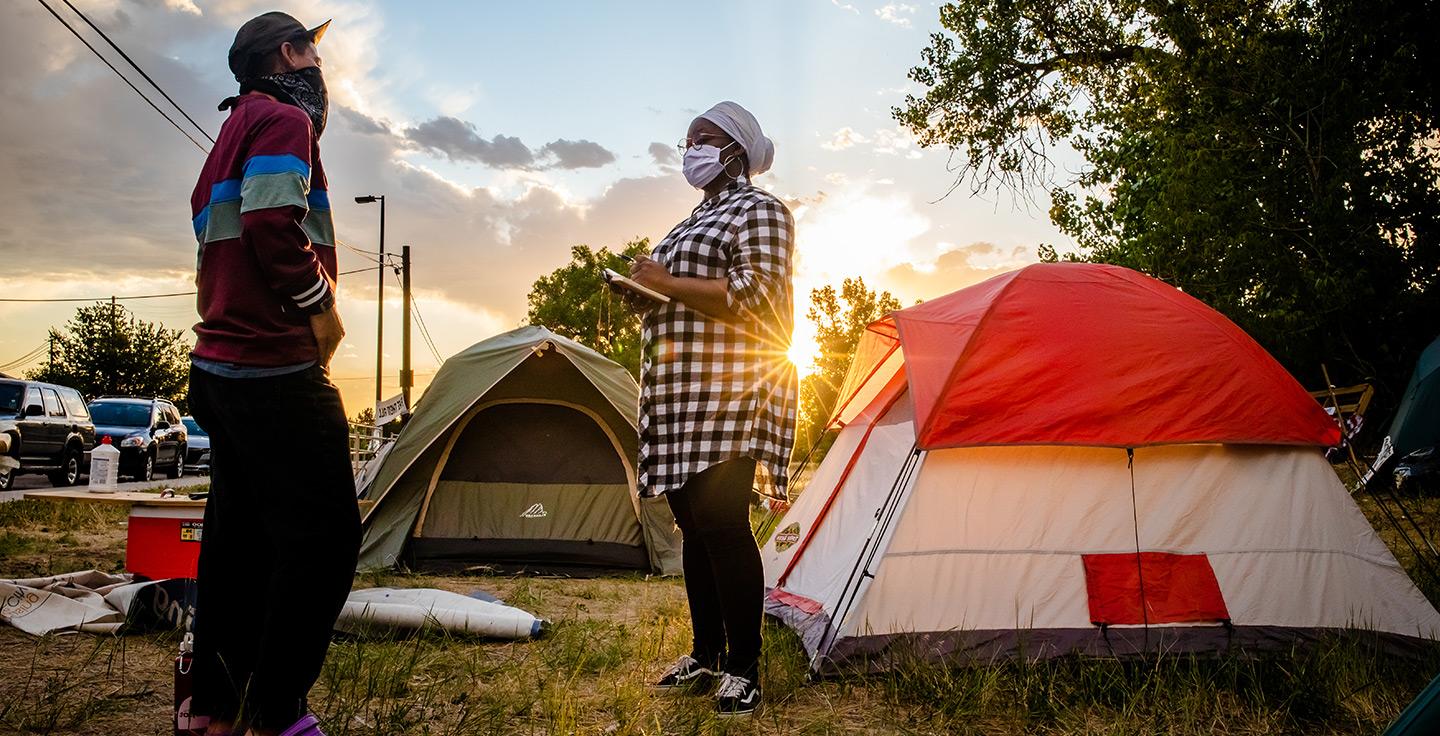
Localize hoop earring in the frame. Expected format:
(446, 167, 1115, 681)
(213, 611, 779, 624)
(722, 156, 746, 181)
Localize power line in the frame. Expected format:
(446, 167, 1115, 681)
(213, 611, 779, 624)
(0, 343, 49, 372)
(411, 293, 444, 364)
(414, 299, 444, 363)
(59, 0, 215, 145)
(35, 0, 209, 154)
(0, 291, 193, 303)
(387, 267, 443, 364)
(337, 238, 387, 264)
(0, 268, 379, 303)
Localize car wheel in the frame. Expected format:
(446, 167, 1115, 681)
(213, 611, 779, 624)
(167, 445, 186, 479)
(48, 447, 82, 487)
(137, 452, 155, 482)
(0, 467, 12, 491)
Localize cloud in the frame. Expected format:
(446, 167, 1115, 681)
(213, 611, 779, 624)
(819, 125, 922, 158)
(830, 0, 860, 14)
(649, 141, 679, 167)
(538, 139, 616, 169)
(335, 105, 390, 136)
(403, 116, 535, 167)
(871, 126, 922, 158)
(875, 3, 917, 27)
(821, 126, 868, 151)
(403, 116, 615, 170)
(880, 244, 1036, 302)
(160, 0, 202, 15)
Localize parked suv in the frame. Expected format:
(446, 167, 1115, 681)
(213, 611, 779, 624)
(87, 397, 188, 482)
(0, 379, 96, 491)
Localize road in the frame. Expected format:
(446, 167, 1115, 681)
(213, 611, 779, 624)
(0, 473, 209, 502)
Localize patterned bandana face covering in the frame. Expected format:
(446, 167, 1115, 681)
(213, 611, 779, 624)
(250, 66, 328, 137)
(221, 66, 328, 138)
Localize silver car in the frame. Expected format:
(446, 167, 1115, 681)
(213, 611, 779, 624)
(181, 416, 211, 475)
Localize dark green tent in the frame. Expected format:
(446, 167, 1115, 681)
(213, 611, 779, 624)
(357, 326, 682, 575)
(1387, 335, 1440, 460)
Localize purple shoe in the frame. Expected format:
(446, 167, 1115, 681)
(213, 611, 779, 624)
(277, 714, 325, 736)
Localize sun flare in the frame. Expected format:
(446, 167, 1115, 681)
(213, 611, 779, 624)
(787, 319, 820, 378)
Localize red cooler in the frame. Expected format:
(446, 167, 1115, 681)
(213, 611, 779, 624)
(127, 506, 205, 580)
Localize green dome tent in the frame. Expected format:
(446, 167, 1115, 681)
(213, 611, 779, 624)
(1387, 334, 1440, 461)
(357, 325, 681, 575)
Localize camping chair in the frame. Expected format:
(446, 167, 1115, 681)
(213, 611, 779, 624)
(1308, 374, 1374, 465)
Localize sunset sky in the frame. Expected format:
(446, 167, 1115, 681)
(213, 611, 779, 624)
(0, 0, 1077, 416)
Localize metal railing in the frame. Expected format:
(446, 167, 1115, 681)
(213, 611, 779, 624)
(348, 421, 397, 478)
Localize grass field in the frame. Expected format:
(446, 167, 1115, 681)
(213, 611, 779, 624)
(1, 483, 1438, 735)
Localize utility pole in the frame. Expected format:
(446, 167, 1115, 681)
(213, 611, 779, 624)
(401, 245, 413, 409)
(48, 333, 55, 373)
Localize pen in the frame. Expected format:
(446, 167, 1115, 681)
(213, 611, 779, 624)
(618, 254, 634, 263)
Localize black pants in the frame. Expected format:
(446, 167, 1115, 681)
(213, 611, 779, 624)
(666, 457, 763, 679)
(188, 365, 361, 729)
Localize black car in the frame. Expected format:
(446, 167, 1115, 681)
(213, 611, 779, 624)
(0, 379, 96, 491)
(181, 415, 210, 475)
(87, 397, 188, 482)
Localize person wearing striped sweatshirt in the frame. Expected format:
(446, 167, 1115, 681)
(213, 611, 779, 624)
(186, 13, 358, 736)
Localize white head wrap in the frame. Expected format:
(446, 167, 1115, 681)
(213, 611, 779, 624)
(699, 101, 775, 177)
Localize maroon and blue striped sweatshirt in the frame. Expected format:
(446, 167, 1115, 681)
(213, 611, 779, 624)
(189, 91, 336, 367)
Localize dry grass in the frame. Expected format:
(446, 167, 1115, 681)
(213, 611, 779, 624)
(1, 483, 1438, 735)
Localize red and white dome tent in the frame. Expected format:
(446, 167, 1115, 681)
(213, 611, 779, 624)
(762, 262, 1440, 673)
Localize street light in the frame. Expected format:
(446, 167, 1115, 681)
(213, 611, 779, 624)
(355, 194, 385, 410)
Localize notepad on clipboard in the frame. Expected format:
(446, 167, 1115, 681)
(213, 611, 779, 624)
(603, 268, 672, 304)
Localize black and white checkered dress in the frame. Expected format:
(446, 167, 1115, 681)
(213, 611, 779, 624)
(637, 181, 798, 500)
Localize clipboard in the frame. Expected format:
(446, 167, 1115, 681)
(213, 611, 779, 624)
(603, 268, 671, 304)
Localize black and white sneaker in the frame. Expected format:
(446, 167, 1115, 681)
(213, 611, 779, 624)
(714, 673, 760, 717)
(652, 655, 716, 691)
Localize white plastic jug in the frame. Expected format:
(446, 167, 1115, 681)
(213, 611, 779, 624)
(89, 436, 120, 493)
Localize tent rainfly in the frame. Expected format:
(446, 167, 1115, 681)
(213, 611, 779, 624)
(358, 326, 681, 575)
(1384, 334, 1440, 464)
(762, 262, 1440, 673)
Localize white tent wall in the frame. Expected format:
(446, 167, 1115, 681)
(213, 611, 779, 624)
(766, 433, 1440, 671)
(1132, 445, 1439, 634)
(846, 445, 1140, 637)
(762, 396, 917, 598)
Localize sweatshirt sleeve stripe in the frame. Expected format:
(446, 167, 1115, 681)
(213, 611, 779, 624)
(240, 171, 310, 214)
(243, 153, 311, 179)
(294, 274, 333, 310)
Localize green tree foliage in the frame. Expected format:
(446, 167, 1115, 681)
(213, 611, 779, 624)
(897, 0, 1439, 396)
(797, 278, 902, 451)
(526, 239, 652, 376)
(27, 303, 191, 407)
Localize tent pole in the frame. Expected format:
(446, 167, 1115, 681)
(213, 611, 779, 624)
(819, 445, 923, 662)
(1127, 447, 1151, 653)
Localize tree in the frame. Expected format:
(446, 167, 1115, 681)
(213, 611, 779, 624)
(897, 0, 1439, 400)
(526, 239, 653, 376)
(796, 278, 902, 452)
(27, 302, 191, 407)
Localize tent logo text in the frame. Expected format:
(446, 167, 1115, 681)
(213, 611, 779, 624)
(520, 503, 548, 519)
(774, 523, 801, 552)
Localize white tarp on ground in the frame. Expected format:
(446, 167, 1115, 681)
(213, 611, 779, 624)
(1, 571, 137, 635)
(2, 572, 546, 642)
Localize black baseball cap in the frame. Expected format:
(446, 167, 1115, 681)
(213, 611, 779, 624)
(228, 12, 331, 79)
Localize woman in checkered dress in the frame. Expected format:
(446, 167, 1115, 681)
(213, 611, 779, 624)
(620, 102, 797, 717)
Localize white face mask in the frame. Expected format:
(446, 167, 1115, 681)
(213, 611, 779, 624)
(682, 142, 742, 189)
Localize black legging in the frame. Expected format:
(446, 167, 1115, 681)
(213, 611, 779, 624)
(666, 457, 763, 679)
